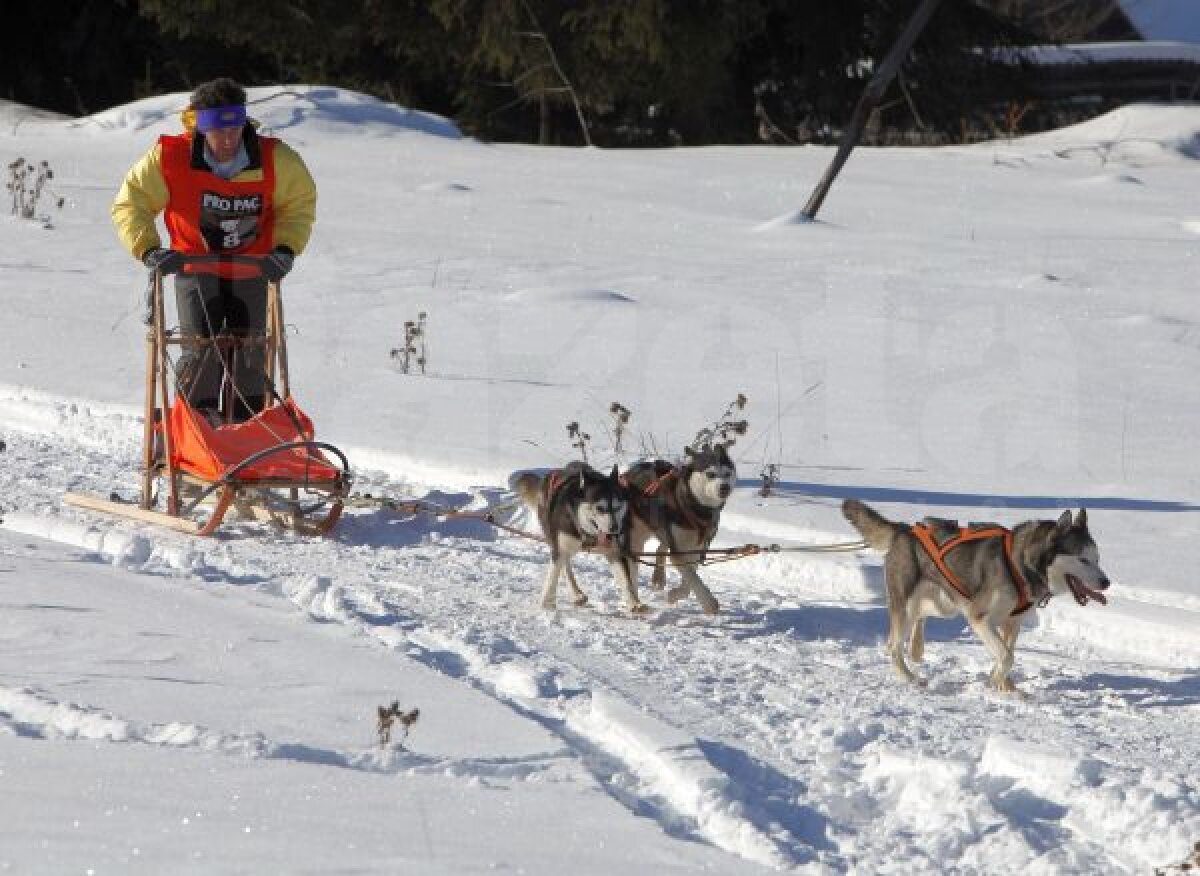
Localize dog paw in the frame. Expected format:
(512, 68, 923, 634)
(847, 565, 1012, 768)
(629, 602, 652, 615)
(666, 585, 689, 605)
(702, 600, 720, 616)
(572, 594, 589, 608)
(992, 678, 1024, 697)
(540, 599, 558, 611)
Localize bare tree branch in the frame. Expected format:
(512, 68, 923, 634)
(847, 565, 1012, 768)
(516, 0, 592, 146)
(977, 0, 1125, 41)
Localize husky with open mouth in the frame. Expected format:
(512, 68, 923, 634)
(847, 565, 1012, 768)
(509, 462, 645, 614)
(842, 499, 1111, 692)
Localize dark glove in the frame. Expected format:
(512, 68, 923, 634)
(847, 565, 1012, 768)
(262, 247, 294, 282)
(142, 247, 185, 275)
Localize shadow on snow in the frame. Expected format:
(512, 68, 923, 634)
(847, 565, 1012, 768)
(753, 479, 1200, 513)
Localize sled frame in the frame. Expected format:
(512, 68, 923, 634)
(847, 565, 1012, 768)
(65, 257, 347, 536)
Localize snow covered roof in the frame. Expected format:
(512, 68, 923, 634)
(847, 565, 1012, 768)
(1011, 40, 1200, 66)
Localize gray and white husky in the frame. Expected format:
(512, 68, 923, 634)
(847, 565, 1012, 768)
(509, 462, 645, 614)
(624, 443, 737, 615)
(843, 499, 1111, 693)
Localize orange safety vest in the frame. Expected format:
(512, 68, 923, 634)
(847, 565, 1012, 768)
(910, 523, 1034, 616)
(159, 132, 277, 279)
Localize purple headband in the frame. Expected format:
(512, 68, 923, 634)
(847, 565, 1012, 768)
(193, 104, 247, 133)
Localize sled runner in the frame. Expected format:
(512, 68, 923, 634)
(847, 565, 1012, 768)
(65, 255, 350, 536)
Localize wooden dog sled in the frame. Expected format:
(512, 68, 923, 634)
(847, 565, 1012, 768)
(65, 255, 350, 536)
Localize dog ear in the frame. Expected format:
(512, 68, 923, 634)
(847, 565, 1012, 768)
(579, 468, 589, 490)
(609, 464, 620, 481)
(1075, 508, 1088, 530)
(683, 446, 696, 459)
(1055, 510, 1072, 533)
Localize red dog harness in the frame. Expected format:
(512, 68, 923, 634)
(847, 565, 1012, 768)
(630, 468, 673, 498)
(910, 523, 1034, 616)
(625, 468, 712, 535)
(542, 470, 565, 505)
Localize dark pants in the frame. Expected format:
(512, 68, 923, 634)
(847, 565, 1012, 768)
(174, 273, 268, 421)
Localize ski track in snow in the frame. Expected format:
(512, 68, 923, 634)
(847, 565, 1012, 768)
(0, 684, 569, 783)
(1, 395, 1198, 873)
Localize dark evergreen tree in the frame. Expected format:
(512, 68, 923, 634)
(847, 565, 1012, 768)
(1, 0, 188, 115)
(0, 0, 1075, 146)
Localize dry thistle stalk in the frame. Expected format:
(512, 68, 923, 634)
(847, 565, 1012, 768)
(390, 311, 428, 374)
(609, 402, 631, 457)
(692, 392, 749, 451)
(7, 157, 64, 221)
(377, 701, 420, 747)
(566, 421, 591, 463)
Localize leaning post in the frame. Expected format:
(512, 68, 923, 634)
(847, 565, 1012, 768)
(801, 0, 943, 221)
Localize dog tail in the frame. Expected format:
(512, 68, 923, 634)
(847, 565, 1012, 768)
(842, 499, 900, 551)
(508, 471, 544, 509)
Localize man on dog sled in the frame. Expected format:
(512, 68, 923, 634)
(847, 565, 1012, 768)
(112, 77, 317, 422)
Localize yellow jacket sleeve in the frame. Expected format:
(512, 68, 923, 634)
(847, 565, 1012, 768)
(271, 142, 317, 255)
(111, 143, 168, 261)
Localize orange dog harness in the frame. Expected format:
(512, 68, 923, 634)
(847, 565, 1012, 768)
(910, 523, 1034, 616)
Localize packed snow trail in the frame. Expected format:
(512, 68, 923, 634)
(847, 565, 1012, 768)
(1, 398, 1197, 873)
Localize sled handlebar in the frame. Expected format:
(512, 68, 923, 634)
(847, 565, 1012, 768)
(147, 254, 278, 279)
(170, 254, 271, 265)
(143, 254, 280, 322)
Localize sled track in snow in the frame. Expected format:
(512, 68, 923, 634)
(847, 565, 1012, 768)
(2, 392, 1198, 872)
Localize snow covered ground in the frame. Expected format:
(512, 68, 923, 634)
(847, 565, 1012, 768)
(1, 87, 1198, 873)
